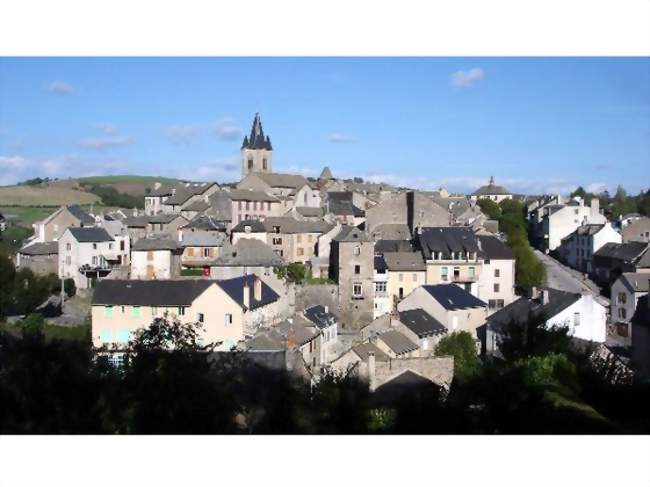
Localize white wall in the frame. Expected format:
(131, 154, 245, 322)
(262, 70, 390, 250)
(547, 294, 607, 343)
(131, 249, 173, 279)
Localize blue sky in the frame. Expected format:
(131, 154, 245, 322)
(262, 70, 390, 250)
(0, 57, 648, 194)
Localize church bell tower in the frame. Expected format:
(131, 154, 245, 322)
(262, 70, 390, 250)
(241, 112, 273, 177)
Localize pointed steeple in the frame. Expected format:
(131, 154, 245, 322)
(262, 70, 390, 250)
(489, 176, 495, 186)
(242, 112, 272, 150)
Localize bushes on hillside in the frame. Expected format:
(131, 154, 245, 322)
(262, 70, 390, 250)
(82, 184, 143, 209)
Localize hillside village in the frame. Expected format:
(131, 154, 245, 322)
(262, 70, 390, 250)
(3, 112, 650, 397)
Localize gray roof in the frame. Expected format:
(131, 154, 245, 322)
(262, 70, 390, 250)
(245, 329, 287, 351)
(182, 200, 210, 212)
(66, 205, 95, 225)
(594, 241, 648, 261)
(620, 273, 650, 292)
(575, 224, 606, 236)
(326, 192, 364, 217)
(93, 274, 279, 311)
(399, 309, 447, 337)
(422, 284, 487, 310)
(295, 206, 324, 218)
(277, 317, 320, 346)
(163, 183, 217, 206)
(182, 215, 228, 231)
(371, 223, 412, 241)
(374, 240, 415, 253)
(229, 189, 279, 202)
(148, 213, 186, 224)
(180, 233, 226, 247)
(213, 239, 286, 267)
(477, 235, 515, 260)
(303, 305, 337, 330)
(132, 237, 179, 251)
(319, 166, 334, 180)
(352, 342, 390, 362)
(260, 216, 333, 234)
(68, 227, 114, 243)
(19, 241, 58, 256)
(377, 330, 419, 355)
(231, 219, 266, 234)
(471, 177, 510, 196)
(488, 289, 583, 332)
(241, 113, 273, 150)
(417, 227, 479, 259)
(333, 226, 372, 243)
(122, 216, 149, 228)
(252, 172, 308, 189)
(382, 252, 426, 271)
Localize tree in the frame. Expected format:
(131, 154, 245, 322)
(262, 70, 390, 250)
(286, 262, 307, 283)
(497, 311, 571, 361)
(435, 331, 480, 381)
(511, 243, 546, 288)
(476, 198, 501, 220)
(0, 253, 16, 318)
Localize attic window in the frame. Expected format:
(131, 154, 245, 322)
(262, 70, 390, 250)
(232, 252, 237, 257)
(274, 226, 280, 234)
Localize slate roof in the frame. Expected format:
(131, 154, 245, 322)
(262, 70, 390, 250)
(319, 166, 334, 180)
(374, 255, 388, 272)
(182, 200, 210, 212)
(260, 217, 333, 234)
(488, 288, 582, 332)
(218, 274, 280, 311)
(382, 252, 426, 271)
(93, 279, 215, 306)
(326, 192, 364, 217)
(245, 329, 287, 351)
(471, 177, 510, 196)
(212, 239, 286, 267)
(93, 275, 279, 311)
(374, 239, 415, 254)
(352, 342, 390, 362)
(229, 189, 280, 202)
(417, 227, 479, 259)
(333, 226, 372, 243)
(164, 183, 216, 206)
(148, 213, 186, 224)
(122, 216, 149, 228)
(19, 241, 58, 256)
(182, 215, 228, 231)
(295, 206, 324, 218)
(575, 224, 605, 236)
(594, 241, 648, 261)
(477, 235, 515, 260)
(132, 237, 179, 251)
(371, 223, 412, 241)
(631, 295, 650, 326)
(303, 305, 337, 330)
(231, 219, 267, 233)
(241, 112, 272, 150)
(180, 233, 226, 247)
(422, 284, 487, 310)
(253, 172, 308, 189)
(277, 316, 320, 346)
(66, 205, 95, 225)
(399, 309, 447, 337)
(620, 273, 650, 292)
(68, 227, 113, 243)
(377, 330, 419, 355)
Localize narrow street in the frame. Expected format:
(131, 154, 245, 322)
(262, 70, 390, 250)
(534, 250, 601, 295)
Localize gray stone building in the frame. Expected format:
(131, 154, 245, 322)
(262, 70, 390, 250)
(330, 226, 375, 328)
(365, 191, 451, 235)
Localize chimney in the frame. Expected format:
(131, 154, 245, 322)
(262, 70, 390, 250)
(368, 351, 376, 392)
(177, 229, 183, 242)
(590, 198, 600, 217)
(254, 275, 262, 301)
(171, 188, 176, 195)
(530, 286, 538, 299)
(324, 305, 328, 314)
(541, 289, 549, 305)
(243, 280, 250, 309)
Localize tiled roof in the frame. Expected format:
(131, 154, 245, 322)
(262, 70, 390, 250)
(352, 342, 390, 362)
(68, 227, 113, 243)
(19, 241, 58, 255)
(417, 227, 479, 259)
(399, 309, 447, 337)
(422, 284, 487, 310)
(213, 238, 286, 267)
(377, 330, 419, 355)
(477, 235, 515, 260)
(93, 279, 215, 306)
(382, 252, 426, 271)
(132, 237, 179, 251)
(374, 240, 415, 253)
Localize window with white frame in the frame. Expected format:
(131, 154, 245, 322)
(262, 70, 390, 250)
(352, 282, 363, 298)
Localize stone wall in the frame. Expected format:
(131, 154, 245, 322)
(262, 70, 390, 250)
(295, 284, 338, 315)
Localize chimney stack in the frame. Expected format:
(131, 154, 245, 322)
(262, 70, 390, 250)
(324, 305, 328, 314)
(254, 275, 262, 301)
(243, 280, 250, 309)
(154, 182, 162, 190)
(590, 198, 600, 217)
(368, 351, 376, 392)
(541, 289, 549, 305)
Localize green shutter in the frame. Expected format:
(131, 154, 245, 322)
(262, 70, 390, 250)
(104, 306, 113, 319)
(132, 306, 141, 318)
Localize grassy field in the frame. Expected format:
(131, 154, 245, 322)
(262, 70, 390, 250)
(0, 206, 54, 226)
(0, 185, 100, 206)
(77, 175, 181, 185)
(0, 319, 90, 343)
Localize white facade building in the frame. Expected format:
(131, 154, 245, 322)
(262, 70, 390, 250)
(542, 197, 607, 252)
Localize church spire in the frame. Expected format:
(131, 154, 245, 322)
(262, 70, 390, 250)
(242, 112, 272, 150)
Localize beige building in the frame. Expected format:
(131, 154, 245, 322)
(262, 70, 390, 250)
(91, 274, 281, 351)
(622, 216, 650, 243)
(238, 172, 321, 210)
(130, 237, 182, 280)
(398, 284, 488, 339)
(381, 252, 427, 302)
(469, 176, 513, 203)
(33, 204, 95, 243)
(58, 227, 119, 289)
(179, 233, 226, 272)
(229, 189, 283, 224)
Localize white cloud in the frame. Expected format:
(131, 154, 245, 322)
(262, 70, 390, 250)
(327, 133, 356, 143)
(191, 158, 241, 182)
(96, 122, 117, 135)
(164, 124, 202, 145)
(587, 182, 609, 194)
(0, 155, 29, 170)
(214, 119, 242, 141)
(46, 80, 74, 95)
(450, 68, 484, 88)
(79, 135, 132, 151)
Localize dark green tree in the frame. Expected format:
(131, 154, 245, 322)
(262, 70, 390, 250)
(476, 198, 501, 220)
(435, 331, 480, 381)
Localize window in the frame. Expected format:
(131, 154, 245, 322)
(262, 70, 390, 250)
(262, 158, 267, 170)
(497, 299, 504, 309)
(66, 243, 71, 251)
(188, 247, 195, 257)
(297, 247, 304, 256)
(117, 329, 130, 344)
(354, 265, 361, 275)
(296, 234, 302, 243)
(267, 202, 272, 211)
(618, 293, 627, 305)
(66, 256, 71, 265)
(100, 329, 112, 343)
(399, 287, 404, 299)
(469, 267, 475, 278)
(441, 267, 448, 281)
(238, 201, 243, 210)
(484, 259, 490, 265)
(453, 266, 460, 280)
(272, 237, 282, 245)
(248, 158, 253, 169)
(574, 312, 580, 327)
(618, 308, 627, 320)
(398, 273, 404, 282)
(147, 251, 154, 261)
(494, 268, 500, 277)
(494, 283, 500, 293)
(225, 313, 232, 326)
(104, 306, 113, 319)
(152, 306, 158, 316)
(92, 256, 98, 266)
(109, 243, 113, 250)
(375, 281, 387, 294)
(353, 246, 361, 256)
(245, 201, 250, 210)
(120, 240, 125, 251)
(132, 306, 141, 318)
(198, 313, 205, 323)
(203, 248, 210, 258)
(93, 243, 97, 250)
(308, 234, 313, 243)
(352, 282, 363, 298)
(412, 273, 418, 281)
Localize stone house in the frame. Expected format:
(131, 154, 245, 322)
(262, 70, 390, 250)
(229, 189, 283, 225)
(147, 214, 188, 237)
(91, 274, 281, 351)
(303, 305, 339, 364)
(365, 191, 451, 235)
(58, 227, 118, 289)
(324, 191, 365, 226)
(32, 204, 95, 242)
(469, 176, 513, 203)
(475, 235, 517, 312)
(330, 226, 375, 328)
(179, 233, 226, 273)
(622, 216, 650, 243)
(238, 172, 321, 210)
(16, 241, 58, 275)
(397, 284, 488, 340)
(130, 237, 182, 280)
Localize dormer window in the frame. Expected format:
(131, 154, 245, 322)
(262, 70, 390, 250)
(244, 225, 251, 233)
(273, 226, 280, 234)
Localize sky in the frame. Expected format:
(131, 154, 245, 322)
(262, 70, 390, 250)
(0, 57, 648, 195)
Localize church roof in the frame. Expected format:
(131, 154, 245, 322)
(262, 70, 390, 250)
(319, 166, 334, 180)
(471, 176, 511, 196)
(241, 112, 273, 150)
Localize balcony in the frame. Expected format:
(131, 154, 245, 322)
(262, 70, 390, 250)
(79, 263, 116, 274)
(442, 274, 478, 283)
